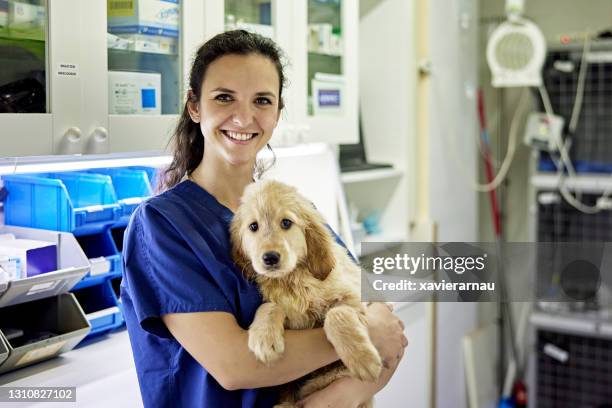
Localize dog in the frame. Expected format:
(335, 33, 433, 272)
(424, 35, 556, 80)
(230, 180, 382, 407)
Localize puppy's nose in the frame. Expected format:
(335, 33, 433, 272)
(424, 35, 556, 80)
(262, 251, 280, 266)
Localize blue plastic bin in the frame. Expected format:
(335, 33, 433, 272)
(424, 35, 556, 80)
(71, 280, 123, 338)
(128, 166, 159, 190)
(3, 172, 121, 235)
(72, 229, 122, 290)
(86, 168, 153, 223)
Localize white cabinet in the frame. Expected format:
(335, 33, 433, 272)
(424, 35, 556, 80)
(374, 302, 432, 408)
(0, 0, 358, 158)
(1, 0, 205, 157)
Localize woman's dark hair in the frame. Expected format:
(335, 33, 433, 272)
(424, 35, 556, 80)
(157, 30, 287, 193)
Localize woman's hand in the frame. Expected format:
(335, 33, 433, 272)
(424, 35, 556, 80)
(297, 303, 408, 407)
(365, 302, 408, 368)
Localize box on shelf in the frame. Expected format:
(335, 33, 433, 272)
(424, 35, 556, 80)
(114, 33, 177, 54)
(107, 0, 179, 37)
(0, 293, 90, 374)
(0, 235, 56, 278)
(0, 0, 8, 28)
(109, 71, 162, 115)
(7, 0, 44, 41)
(0, 256, 21, 281)
(311, 73, 345, 116)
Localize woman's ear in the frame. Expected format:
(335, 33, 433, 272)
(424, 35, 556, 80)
(186, 90, 201, 123)
(303, 210, 335, 281)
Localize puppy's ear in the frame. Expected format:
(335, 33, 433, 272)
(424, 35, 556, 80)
(304, 210, 335, 281)
(229, 216, 256, 280)
(231, 243, 256, 280)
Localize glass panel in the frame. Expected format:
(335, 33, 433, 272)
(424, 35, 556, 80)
(225, 0, 273, 38)
(107, 0, 181, 115)
(0, 0, 47, 113)
(307, 0, 343, 116)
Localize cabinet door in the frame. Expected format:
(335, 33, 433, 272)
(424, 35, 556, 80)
(374, 302, 432, 407)
(107, 0, 204, 153)
(0, 0, 52, 156)
(293, 0, 358, 145)
(201, 0, 296, 146)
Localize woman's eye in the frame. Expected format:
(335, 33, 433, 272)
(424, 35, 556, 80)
(249, 222, 259, 232)
(215, 94, 233, 102)
(255, 97, 272, 105)
(280, 219, 292, 230)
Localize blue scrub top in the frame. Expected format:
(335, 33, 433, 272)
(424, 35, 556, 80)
(120, 180, 280, 408)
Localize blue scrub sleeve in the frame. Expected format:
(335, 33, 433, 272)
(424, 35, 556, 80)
(123, 203, 233, 339)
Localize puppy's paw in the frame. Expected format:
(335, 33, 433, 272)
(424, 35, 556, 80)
(248, 326, 285, 365)
(342, 345, 383, 382)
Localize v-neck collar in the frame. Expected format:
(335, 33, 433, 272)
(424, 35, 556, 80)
(176, 179, 235, 224)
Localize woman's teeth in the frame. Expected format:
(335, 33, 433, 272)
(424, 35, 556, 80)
(223, 130, 256, 141)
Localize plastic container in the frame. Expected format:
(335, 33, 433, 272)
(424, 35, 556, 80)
(72, 229, 121, 290)
(0, 226, 89, 308)
(86, 167, 153, 223)
(2, 172, 121, 235)
(0, 293, 91, 373)
(71, 280, 123, 337)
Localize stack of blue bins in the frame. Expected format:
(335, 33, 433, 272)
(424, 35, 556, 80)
(2, 167, 155, 340)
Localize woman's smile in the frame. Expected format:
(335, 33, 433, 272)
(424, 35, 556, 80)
(220, 129, 259, 144)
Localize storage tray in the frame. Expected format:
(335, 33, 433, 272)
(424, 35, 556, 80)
(85, 167, 153, 223)
(2, 172, 121, 235)
(71, 280, 123, 337)
(0, 226, 89, 308)
(0, 293, 90, 374)
(72, 229, 121, 291)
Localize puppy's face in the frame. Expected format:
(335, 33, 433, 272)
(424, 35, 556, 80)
(232, 181, 308, 278)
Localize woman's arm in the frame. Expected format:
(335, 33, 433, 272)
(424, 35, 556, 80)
(162, 311, 338, 390)
(296, 302, 409, 407)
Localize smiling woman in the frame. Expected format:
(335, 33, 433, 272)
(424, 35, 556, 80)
(120, 30, 406, 408)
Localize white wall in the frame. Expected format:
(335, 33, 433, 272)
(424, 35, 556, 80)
(360, 0, 479, 407)
(359, 0, 415, 241)
(428, 0, 479, 407)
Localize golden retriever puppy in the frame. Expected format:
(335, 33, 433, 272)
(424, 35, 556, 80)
(230, 180, 382, 407)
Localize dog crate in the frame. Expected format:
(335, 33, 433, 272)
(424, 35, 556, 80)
(539, 39, 612, 173)
(535, 187, 612, 309)
(531, 312, 612, 408)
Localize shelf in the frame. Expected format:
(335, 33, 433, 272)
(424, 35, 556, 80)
(341, 168, 402, 184)
(308, 51, 342, 58)
(531, 173, 612, 193)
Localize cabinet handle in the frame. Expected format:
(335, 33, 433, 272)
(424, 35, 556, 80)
(90, 127, 109, 143)
(64, 127, 82, 143)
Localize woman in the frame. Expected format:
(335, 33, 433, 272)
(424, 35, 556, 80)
(121, 30, 407, 408)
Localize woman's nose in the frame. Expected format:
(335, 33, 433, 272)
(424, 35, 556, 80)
(231, 103, 254, 127)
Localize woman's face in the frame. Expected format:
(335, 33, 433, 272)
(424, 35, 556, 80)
(188, 53, 281, 168)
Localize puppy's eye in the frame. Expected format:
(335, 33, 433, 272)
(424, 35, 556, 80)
(280, 219, 293, 230)
(249, 222, 259, 232)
